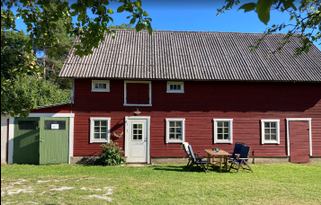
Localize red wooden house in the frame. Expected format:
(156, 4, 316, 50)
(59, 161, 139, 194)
(5, 30, 321, 164)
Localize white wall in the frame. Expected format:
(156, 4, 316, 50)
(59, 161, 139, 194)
(1, 114, 9, 164)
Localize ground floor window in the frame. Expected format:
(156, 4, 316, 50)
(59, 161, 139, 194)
(90, 117, 111, 143)
(213, 119, 233, 144)
(165, 118, 185, 143)
(261, 119, 280, 144)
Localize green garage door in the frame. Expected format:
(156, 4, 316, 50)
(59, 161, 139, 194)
(39, 117, 69, 164)
(14, 118, 40, 164)
(13, 117, 69, 164)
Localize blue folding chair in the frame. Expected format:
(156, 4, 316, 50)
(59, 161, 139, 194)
(227, 142, 245, 161)
(187, 145, 207, 173)
(229, 145, 253, 173)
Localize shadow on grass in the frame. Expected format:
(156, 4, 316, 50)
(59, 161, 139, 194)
(152, 165, 234, 174)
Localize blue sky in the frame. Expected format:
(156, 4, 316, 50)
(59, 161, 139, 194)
(14, 0, 320, 50)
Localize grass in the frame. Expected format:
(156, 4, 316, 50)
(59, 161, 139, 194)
(1, 163, 321, 205)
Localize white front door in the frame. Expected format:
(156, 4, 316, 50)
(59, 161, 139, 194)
(125, 117, 150, 163)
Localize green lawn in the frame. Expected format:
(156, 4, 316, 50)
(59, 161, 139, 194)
(1, 163, 320, 204)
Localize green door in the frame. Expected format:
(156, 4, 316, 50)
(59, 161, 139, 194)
(14, 118, 40, 164)
(39, 117, 69, 164)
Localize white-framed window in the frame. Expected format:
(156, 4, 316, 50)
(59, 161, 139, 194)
(90, 117, 111, 143)
(92, 80, 110, 92)
(213, 119, 233, 144)
(124, 81, 152, 106)
(167, 81, 184, 93)
(261, 119, 280, 144)
(165, 118, 185, 143)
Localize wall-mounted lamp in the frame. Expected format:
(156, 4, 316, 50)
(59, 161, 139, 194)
(134, 108, 141, 115)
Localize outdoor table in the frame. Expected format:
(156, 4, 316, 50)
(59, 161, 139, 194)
(204, 149, 231, 172)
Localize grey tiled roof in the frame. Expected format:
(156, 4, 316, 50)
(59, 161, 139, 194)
(60, 30, 321, 82)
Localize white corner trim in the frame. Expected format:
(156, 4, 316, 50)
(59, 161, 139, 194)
(261, 119, 280, 145)
(165, 118, 186, 143)
(124, 81, 152, 106)
(89, 117, 111, 143)
(213, 119, 233, 144)
(286, 118, 312, 157)
(8, 114, 75, 164)
(8, 117, 14, 164)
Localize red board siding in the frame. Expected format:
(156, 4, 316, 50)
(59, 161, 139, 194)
(71, 79, 321, 158)
(290, 121, 310, 163)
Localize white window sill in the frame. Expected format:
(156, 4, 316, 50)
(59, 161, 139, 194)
(166, 90, 184, 93)
(91, 89, 110, 92)
(90, 140, 109, 144)
(167, 140, 184, 143)
(262, 141, 280, 145)
(215, 141, 233, 144)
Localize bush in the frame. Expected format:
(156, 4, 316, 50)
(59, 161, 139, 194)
(96, 140, 126, 166)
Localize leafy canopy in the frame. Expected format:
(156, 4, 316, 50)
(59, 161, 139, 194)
(217, 0, 321, 56)
(1, 0, 152, 117)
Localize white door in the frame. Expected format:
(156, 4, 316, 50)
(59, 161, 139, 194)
(125, 117, 150, 163)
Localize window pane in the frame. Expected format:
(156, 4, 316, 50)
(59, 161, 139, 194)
(170, 134, 175, 139)
(271, 129, 276, 134)
(271, 122, 276, 127)
(133, 124, 137, 128)
(169, 122, 175, 127)
(44, 120, 66, 130)
(217, 134, 223, 140)
(177, 85, 181, 90)
(170, 85, 174, 90)
(264, 122, 270, 128)
(169, 128, 175, 132)
(175, 121, 181, 127)
(133, 135, 137, 140)
(223, 122, 229, 127)
(94, 133, 100, 139)
(101, 121, 107, 126)
(224, 134, 229, 139)
(94, 121, 100, 126)
(95, 84, 99, 89)
(102, 84, 107, 89)
(138, 130, 142, 134)
(133, 130, 137, 134)
(217, 121, 223, 127)
(265, 129, 270, 134)
(265, 134, 270, 140)
(138, 135, 142, 140)
(18, 121, 38, 130)
(217, 128, 223, 134)
(94, 127, 100, 132)
(101, 133, 107, 139)
(101, 127, 107, 133)
(176, 128, 181, 133)
(224, 128, 229, 134)
(271, 134, 277, 140)
(138, 124, 142, 129)
(177, 134, 182, 140)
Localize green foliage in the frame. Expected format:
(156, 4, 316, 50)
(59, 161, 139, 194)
(1, 75, 71, 115)
(1, 29, 41, 117)
(96, 140, 126, 166)
(217, 0, 321, 56)
(1, 0, 153, 116)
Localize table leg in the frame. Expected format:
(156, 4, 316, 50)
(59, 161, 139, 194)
(207, 153, 210, 170)
(224, 156, 227, 170)
(220, 156, 222, 172)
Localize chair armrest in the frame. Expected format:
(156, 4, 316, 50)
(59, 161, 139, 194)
(238, 158, 248, 160)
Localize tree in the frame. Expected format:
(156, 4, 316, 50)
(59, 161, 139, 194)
(217, 0, 321, 56)
(1, 0, 152, 117)
(1, 75, 71, 113)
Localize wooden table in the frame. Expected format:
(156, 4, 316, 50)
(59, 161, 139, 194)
(204, 149, 231, 172)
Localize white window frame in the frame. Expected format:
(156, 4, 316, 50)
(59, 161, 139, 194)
(90, 117, 111, 143)
(91, 80, 110, 92)
(213, 119, 233, 144)
(261, 119, 280, 144)
(124, 81, 152, 106)
(165, 118, 185, 143)
(166, 81, 184, 93)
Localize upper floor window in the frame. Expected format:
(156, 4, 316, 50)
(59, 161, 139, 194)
(167, 81, 184, 93)
(213, 119, 233, 144)
(90, 117, 111, 143)
(261, 119, 280, 144)
(92, 80, 110, 92)
(165, 118, 185, 143)
(124, 81, 152, 106)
